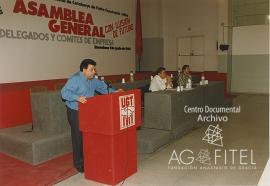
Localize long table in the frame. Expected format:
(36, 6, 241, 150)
(143, 81, 226, 138)
(111, 79, 150, 90)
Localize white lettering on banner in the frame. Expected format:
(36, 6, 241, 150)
(119, 94, 135, 130)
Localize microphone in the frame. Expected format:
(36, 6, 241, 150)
(103, 80, 112, 94)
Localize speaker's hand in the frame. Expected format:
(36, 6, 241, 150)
(78, 96, 87, 104)
(115, 89, 124, 92)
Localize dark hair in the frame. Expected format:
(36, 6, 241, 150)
(80, 59, 96, 72)
(182, 65, 189, 71)
(156, 67, 166, 75)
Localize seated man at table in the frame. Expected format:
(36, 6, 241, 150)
(178, 65, 192, 87)
(149, 67, 172, 92)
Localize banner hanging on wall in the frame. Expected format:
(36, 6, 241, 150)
(1, 0, 134, 49)
(0, 0, 136, 83)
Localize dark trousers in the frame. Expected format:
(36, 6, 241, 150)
(66, 107, 84, 169)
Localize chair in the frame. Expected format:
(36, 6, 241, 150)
(25, 86, 48, 132)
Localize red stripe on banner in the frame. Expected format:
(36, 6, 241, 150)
(136, 0, 143, 60)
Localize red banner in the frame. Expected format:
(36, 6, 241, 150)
(135, 0, 143, 61)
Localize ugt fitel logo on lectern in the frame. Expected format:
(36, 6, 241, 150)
(119, 94, 135, 130)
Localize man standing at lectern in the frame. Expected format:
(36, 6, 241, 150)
(61, 59, 123, 172)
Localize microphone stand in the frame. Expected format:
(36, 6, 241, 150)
(104, 80, 112, 94)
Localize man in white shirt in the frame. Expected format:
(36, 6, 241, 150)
(149, 67, 172, 92)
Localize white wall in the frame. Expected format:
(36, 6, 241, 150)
(217, 0, 229, 73)
(232, 25, 269, 55)
(141, 0, 162, 38)
(217, 0, 229, 49)
(0, 0, 135, 83)
(162, 0, 219, 71)
(140, 0, 229, 72)
(231, 25, 269, 94)
(140, 0, 163, 71)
